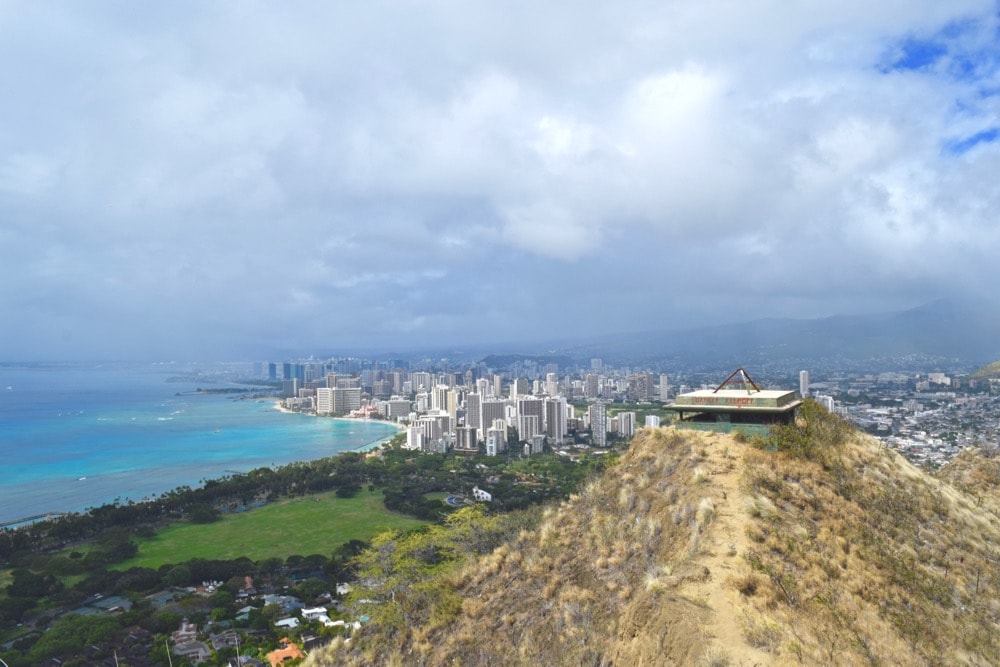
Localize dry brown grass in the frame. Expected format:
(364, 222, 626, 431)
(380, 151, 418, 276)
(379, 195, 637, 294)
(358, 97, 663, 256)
(307, 423, 1000, 667)
(734, 427, 1000, 665)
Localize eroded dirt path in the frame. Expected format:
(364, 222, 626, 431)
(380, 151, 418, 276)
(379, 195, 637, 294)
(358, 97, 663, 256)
(684, 432, 773, 666)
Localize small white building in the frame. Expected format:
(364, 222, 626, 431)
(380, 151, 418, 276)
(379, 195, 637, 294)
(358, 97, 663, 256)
(302, 606, 334, 625)
(472, 486, 492, 502)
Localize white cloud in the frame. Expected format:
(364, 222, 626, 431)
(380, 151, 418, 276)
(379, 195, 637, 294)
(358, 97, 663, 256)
(0, 0, 998, 357)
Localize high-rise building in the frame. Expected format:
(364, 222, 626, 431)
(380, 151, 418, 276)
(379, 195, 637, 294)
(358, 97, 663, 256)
(482, 399, 506, 427)
(466, 393, 482, 429)
(645, 415, 661, 428)
(404, 426, 424, 451)
(455, 426, 479, 453)
(584, 373, 599, 399)
(517, 397, 545, 431)
(360, 369, 379, 390)
(431, 385, 449, 411)
(411, 372, 433, 392)
(485, 427, 505, 456)
(545, 397, 567, 441)
(659, 374, 670, 401)
(332, 387, 362, 414)
(384, 398, 412, 420)
(510, 378, 529, 399)
(799, 370, 810, 398)
(316, 387, 334, 414)
(618, 411, 636, 438)
(545, 372, 559, 397)
(627, 373, 654, 401)
(589, 403, 608, 447)
(517, 414, 539, 441)
(336, 376, 360, 389)
(417, 414, 450, 444)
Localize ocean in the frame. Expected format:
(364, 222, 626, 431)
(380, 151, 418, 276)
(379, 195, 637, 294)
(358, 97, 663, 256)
(0, 363, 399, 524)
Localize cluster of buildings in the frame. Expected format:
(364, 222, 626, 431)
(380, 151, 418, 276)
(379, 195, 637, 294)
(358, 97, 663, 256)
(268, 359, 674, 455)
(260, 356, 1000, 468)
(820, 371, 1000, 467)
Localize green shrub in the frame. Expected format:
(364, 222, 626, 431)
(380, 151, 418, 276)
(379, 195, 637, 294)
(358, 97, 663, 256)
(764, 399, 851, 464)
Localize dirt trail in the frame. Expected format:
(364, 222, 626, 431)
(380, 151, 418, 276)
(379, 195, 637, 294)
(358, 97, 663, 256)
(684, 432, 772, 666)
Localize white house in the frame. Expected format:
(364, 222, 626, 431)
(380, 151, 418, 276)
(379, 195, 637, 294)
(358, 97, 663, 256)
(302, 606, 334, 626)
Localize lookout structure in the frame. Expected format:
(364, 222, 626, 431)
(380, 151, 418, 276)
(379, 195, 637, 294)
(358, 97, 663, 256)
(666, 368, 801, 437)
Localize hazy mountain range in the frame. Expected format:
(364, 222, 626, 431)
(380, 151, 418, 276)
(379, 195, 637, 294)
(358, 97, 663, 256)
(303, 298, 1000, 372)
(542, 298, 1000, 369)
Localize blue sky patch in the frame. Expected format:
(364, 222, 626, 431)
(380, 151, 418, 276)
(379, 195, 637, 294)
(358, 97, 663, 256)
(945, 127, 1000, 155)
(878, 17, 998, 77)
(882, 37, 948, 72)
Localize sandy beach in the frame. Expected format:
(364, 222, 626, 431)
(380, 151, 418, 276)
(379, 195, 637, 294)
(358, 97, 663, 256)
(272, 399, 405, 442)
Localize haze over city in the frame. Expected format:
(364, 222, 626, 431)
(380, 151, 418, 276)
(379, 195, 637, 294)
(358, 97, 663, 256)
(2, 1, 999, 361)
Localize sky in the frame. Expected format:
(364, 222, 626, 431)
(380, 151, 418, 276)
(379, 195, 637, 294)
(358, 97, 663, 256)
(1, 1, 999, 360)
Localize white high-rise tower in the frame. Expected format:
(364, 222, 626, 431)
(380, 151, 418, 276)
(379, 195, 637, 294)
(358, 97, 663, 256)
(799, 370, 809, 398)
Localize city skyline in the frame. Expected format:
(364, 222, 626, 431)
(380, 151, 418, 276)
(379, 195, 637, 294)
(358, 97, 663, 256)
(2, 2, 999, 361)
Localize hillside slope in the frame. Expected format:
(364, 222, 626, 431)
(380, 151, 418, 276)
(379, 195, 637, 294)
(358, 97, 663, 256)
(970, 359, 1000, 379)
(310, 416, 1000, 665)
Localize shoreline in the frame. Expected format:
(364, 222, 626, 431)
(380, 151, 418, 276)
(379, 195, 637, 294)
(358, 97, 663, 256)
(0, 396, 402, 524)
(272, 399, 405, 450)
(0, 367, 403, 524)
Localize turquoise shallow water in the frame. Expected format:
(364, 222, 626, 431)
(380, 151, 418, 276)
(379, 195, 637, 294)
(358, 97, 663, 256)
(0, 364, 398, 524)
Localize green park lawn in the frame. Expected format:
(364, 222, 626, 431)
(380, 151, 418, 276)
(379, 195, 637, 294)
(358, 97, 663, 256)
(114, 490, 426, 569)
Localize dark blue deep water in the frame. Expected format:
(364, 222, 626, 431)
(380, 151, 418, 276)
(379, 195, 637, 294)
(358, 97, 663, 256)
(0, 363, 397, 523)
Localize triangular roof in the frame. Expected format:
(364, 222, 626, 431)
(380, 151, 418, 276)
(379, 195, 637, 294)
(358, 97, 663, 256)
(714, 368, 761, 394)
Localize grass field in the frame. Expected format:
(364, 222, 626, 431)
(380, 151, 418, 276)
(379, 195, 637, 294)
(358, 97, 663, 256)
(423, 491, 449, 502)
(113, 490, 427, 569)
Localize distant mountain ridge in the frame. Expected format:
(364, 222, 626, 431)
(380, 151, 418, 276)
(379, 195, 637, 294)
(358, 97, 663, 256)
(285, 298, 1000, 371)
(541, 298, 1000, 369)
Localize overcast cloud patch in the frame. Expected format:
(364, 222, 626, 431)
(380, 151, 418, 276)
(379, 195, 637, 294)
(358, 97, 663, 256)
(2, 1, 1000, 359)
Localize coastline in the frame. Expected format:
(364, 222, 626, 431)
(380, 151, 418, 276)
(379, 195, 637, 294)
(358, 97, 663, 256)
(272, 399, 405, 450)
(0, 368, 404, 524)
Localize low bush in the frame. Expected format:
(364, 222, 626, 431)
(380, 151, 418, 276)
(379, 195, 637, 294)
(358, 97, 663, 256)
(761, 399, 852, 464)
